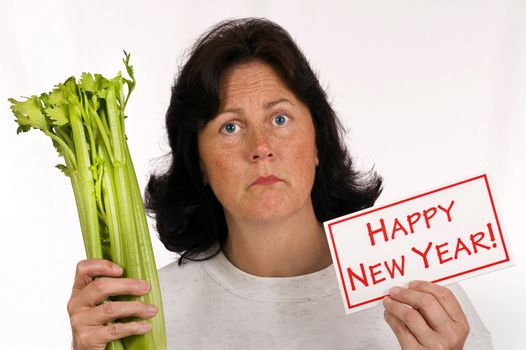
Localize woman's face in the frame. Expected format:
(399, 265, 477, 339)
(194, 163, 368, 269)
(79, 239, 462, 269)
(197, 61, 318, 224)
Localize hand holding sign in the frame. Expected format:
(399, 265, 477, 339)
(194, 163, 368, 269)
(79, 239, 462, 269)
(383, 281, 469, 350)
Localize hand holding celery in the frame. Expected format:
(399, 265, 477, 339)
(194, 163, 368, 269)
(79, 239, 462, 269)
(68, 259, 157, 349)
(8, 52, 166, 349)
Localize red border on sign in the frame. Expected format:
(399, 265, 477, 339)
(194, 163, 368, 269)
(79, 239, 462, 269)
(327, 174, 510, 311)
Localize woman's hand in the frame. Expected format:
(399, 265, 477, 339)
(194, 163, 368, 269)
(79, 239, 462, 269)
(67, 259, 158, 350)
(383, 280, 470, 350)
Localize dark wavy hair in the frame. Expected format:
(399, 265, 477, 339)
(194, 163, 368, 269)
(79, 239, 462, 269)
(145, 18, 383, 266)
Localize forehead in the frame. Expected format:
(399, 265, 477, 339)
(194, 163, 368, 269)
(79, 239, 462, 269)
(219, 61, 296, 106)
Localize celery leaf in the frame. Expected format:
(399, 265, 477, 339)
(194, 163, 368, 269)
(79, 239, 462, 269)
(45, 105, 68, 126)
(55, 164, 71, 177)
(8, 96, 49, 132)
(80, 72, 96, 93)
(48, 85, 67, 106)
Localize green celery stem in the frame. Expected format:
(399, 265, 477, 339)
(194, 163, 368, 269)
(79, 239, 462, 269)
(69, 102, 102, 259)
(125, 143, 166, 349)
(106, 88, 158, 349)
(99, 144, 124, 265)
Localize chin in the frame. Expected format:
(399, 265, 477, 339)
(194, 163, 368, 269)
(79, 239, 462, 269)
(227, 191, 312, 223)
(242, 201, 305, 223)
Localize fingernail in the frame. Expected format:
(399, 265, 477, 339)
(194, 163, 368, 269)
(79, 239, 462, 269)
(139, 281, 150, 292)
(390, 286, 401, 295)
(147, 305, 157, 314)
(140, 322, 151, 331)
(112, 264, 123, 274)
(409, 281, 418, 288)
(383, 296, 391, 305)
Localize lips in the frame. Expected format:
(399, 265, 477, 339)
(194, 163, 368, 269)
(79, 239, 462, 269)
(250, 175, 283, 186)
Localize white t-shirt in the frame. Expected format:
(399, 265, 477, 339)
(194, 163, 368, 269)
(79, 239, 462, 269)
(159, 246, 493, 349)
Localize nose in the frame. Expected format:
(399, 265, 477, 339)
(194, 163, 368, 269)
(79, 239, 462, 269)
(249, 127, 274, 162)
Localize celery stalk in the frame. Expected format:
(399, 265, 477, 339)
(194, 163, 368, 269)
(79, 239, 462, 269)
(8, 52, 166, 349)
(123, 143, 166, 349)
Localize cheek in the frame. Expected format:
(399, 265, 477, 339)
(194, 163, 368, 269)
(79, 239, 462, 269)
(205, 151, 244, 200)
(294, 127, 317, 165)
(209, 151, 243, 176)
(284, 132, 317, 185)
(199, 136, 234, 183)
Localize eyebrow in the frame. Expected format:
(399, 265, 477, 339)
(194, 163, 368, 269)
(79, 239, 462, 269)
(265, 98, 295, 109)
(218, 98, 296, 116)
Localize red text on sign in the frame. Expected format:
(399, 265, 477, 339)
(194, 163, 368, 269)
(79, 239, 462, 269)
(366, 200, 455, 246)
(411, 223, 496, 268)
(347, 256, 406, 291)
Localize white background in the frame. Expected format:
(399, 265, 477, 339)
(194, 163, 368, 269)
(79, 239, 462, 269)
(0, 1, 524, 349)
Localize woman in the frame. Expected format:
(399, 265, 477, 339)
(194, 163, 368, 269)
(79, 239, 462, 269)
(67, 18, 493, 349)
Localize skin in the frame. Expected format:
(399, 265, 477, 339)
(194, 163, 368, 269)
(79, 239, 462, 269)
(67, 61, 470, 349)
(67, 259, 155, 349)
(383, 281, 470, 349)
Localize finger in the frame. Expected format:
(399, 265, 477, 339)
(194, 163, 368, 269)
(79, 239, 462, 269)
(69, 277, 150, 311)
(82, 301, 158, 325)
(73, 259, 123, 291)
(383, 309, 421, 349)
(383, 296, 438, 347)
(389, 286, 451, 332)
(409, 281, 468, 325)
(91, 321, 152, 345)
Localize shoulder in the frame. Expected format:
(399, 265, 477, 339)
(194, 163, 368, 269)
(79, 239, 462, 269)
(157, 252, 225, 306)
(157, 257, 215, 320)
(158, 257, 208, 292)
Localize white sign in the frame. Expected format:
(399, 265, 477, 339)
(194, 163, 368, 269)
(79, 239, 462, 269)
(324, 174, 514, 314)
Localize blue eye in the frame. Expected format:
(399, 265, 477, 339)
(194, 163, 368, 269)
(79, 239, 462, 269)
(222, 122, 238, 134)
(273, 114, 288, 126)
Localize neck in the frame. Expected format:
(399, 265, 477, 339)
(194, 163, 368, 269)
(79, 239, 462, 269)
(221, 203, 332, 277)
